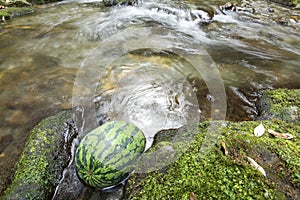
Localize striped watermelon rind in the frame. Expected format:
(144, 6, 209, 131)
(75, 121, 145, 189)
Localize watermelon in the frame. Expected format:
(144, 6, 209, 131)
(75, 121, 146, 189)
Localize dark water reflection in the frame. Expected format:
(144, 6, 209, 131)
(0, 0, 300, 197)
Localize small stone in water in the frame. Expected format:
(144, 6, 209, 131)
(267, 7, 274, 13)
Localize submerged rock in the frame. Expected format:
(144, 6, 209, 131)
(1, 110, 77, 200)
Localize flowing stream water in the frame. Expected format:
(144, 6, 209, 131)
(0, 0, 299, 198)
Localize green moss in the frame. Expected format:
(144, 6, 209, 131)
(0, 0, 63, 20)
(223, 120, 300, 189)
(26, 0, 63, 5)
(258, 89, 299, 123)
(1, 111, 73, 200)
(0, 7, 34, 19)
(125, 120, 300, 199)
(269, 0, 298, 7)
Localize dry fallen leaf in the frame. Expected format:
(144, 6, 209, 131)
(254, 123, 265, 137)
(221, 140, 228, 156)
(267, 129, 293, 140)
(247, 156, 266, 177)
(189, 192, 198, 200)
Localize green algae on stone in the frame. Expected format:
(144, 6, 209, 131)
(0, 6, 34, 20)
(125, 120, 300, 199)
(221, 120, 300, 190)
(0, 0, 64, 21)
(0, 0, 31, 7)
(258, 89, 299, 124)
(136, 126, 202, 173)
(26, 0, 63, 5)
(1, 110, 76, 200)
(269, 0, 298, 7)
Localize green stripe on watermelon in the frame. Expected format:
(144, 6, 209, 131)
(84, 122, 114, 148)
(104, 127, 145, 169)
(89, 122, 129, 163)
(75, 121, 145, 189)
(103, 126, 136, 162)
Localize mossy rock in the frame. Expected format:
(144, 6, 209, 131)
(257, 89, 299, 124)
(0, 0, 31, 7)
(0, 0, 63, 20)
(1, 110, 77, 200)
(269, 0, 298, 7)
(0, 7, 34, 20)
(26, 0, 63, 5)
(125, 120, 300, 199)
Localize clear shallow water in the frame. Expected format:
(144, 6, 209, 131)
(0, 0, 300, 197)
(91, 50, 202, 150)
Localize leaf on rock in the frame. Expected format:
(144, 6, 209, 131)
(189, 192, 198, 200)
(220, 140, 228, 156)
(267, 129, 293, 140)
(247, 156, 266, 177)
(254, 123, 265, 137)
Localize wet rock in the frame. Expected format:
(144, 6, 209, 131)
(0, 6, 34, 21)
(52, 165, 87, 199)
(267, 7, 275, 12)
(257, 89, 299, 123)
(93, 185, 125, 200)
(26, 0, 63, 5)
(269, 0, 298, 7)
(136, 140, 177, 173)
(124, 89, 300, 199)
(218, 0, 300, 27)
(125, 120, 300, 199)
(4, 0, 32, 7)
(276, 16, 290, 25)
(219, 1, 255, 14)
(0, 0, 65, 21)
(52, 164, 126, 200)
(103, 0, 138, 6)
(219, 2, 236, 11)
(1, 110, 77, 200)
(235, 6, 255, 13)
